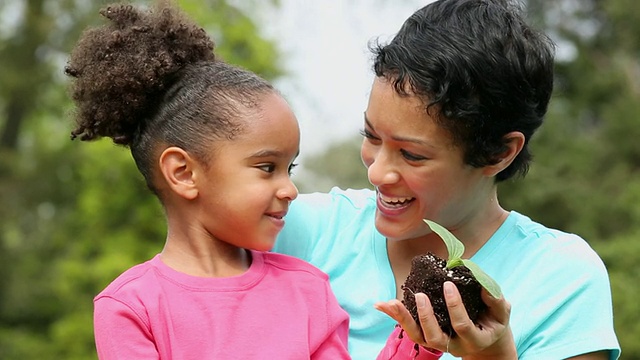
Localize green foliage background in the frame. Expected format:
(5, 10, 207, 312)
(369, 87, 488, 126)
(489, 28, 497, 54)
(0, 0, 638, 359)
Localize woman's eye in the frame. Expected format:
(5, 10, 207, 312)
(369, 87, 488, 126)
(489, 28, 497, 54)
(401, 149, 427, 161)
(360, 129, 380, 141)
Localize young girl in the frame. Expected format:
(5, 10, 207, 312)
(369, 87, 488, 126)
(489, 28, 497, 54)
(64, 2, 352, 359)
(65, 2, 442, 359)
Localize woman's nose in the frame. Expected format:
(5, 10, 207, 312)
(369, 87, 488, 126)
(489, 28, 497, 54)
(366, 150, 400, 186)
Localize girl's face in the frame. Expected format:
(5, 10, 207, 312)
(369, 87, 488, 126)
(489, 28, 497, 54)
(197, 92, 300, 251)
(361, 78, 495, 241)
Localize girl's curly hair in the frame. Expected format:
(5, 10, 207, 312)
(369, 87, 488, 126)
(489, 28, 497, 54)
(65, 0, 215, 145)
(65, 1, 274, 195)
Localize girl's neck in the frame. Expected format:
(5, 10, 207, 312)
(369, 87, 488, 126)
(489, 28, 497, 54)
(160, 234, 251, 278)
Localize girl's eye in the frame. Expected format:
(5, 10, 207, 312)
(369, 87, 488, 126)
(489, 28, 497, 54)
(288, 163, 298, 176)
(401, 149, 427, 161)
(258, 163, 297, 175)
(258, 164, 276, 173)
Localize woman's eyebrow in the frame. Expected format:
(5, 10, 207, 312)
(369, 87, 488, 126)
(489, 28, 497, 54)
(364, 113, 435, 148)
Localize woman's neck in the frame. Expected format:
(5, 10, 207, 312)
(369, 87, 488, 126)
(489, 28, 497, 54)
(391, 199, 509, 260)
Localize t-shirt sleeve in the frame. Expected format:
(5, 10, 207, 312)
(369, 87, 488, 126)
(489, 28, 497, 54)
(310, 276, 351, 359)
(94, 296, 159, 360)
(376, 326, 442, 360)
(517, 235, 620, 360)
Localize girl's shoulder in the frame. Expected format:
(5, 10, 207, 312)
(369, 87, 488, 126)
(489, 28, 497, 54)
(94, 255, 160, 301)
(261, 251, 329, 281)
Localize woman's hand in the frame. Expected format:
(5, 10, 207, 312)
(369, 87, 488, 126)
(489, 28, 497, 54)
(374, 281, 516, 360)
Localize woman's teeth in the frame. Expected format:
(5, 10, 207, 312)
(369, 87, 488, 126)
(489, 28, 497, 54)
(380, 194, 413, 206)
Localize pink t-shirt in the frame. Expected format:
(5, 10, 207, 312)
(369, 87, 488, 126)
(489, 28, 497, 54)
(93, 251, 350, 359)
(378, 326, 443, 360)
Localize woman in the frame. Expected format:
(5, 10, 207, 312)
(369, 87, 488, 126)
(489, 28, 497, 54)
(273, 0, 621, 359)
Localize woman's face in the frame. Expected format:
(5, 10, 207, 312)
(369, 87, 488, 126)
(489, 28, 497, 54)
(361, 78, 494, 241)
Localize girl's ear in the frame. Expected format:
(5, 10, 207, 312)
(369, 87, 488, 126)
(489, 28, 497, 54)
(159, 146, 199, 200)
(482, 131, 525, 177)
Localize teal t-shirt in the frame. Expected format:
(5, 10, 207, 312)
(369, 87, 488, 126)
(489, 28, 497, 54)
(273, 188, 620, 360)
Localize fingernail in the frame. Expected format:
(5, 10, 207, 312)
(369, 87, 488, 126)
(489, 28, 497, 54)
(444, 282, 454, 297)
(415, 293, 426, 308)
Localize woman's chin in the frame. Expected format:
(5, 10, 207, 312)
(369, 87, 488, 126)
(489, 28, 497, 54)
(375, 214, 428, 242)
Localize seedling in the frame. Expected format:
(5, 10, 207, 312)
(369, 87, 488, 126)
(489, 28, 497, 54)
(423, 219, 502, 298)
(400, 219, 502, 336)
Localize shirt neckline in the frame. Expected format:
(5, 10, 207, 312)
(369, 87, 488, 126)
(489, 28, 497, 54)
(150, 250, 266, 291)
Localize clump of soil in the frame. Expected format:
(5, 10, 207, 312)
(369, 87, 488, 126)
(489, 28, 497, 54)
(401, 253, 486, 337)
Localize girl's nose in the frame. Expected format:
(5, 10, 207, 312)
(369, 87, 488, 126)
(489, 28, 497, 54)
(278, 177, 298, 201)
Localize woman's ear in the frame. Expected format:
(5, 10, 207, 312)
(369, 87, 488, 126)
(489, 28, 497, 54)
(158, 146, 199, 200)
(483, 131, 525, 177)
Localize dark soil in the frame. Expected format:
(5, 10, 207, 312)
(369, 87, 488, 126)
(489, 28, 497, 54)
(401, 253, 486, 337)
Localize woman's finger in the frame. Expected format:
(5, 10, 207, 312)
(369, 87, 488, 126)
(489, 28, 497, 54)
(374, 299, 424, 344)
(443, 282, 517, 358)
(414, 293, 447, 344)
(373, 299, 403, 323)
(481, 288, 511, 326)
(443, 281, 475, 338)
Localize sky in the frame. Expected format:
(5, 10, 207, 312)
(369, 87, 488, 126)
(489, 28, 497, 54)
(257, 0, 428, 163)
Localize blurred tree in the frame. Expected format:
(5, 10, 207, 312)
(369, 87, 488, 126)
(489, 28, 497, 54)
(594, 230, 640, 357)
(500, 0, 640, 241)
(300, 136, 372, 193)
(501, 1, 640, 356)
(0, 0, 281, 359)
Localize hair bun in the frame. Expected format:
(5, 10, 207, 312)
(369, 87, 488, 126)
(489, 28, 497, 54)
(66, 1, 215, 146)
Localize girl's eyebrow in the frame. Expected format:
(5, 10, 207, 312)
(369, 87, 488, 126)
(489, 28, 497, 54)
(249, 149, 300, 159)
(363, 113, 435, 148)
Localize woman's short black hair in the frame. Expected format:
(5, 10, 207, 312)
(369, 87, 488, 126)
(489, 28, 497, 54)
(371, 0, 555, 182)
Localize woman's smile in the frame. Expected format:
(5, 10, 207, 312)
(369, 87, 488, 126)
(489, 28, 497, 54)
(376, 190, 416, 216)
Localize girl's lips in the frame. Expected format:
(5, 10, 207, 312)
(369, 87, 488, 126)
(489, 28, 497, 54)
(376, 192, 415, 216)
(266, 211, 287, 228)
(267, 212, 286, 219)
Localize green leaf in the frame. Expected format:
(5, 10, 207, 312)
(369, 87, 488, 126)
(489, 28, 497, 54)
(423, 219, 502, 298)
(423, 219, 465, 262)
(447, 258, 465, 269)
(461, 259, 503, 298)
